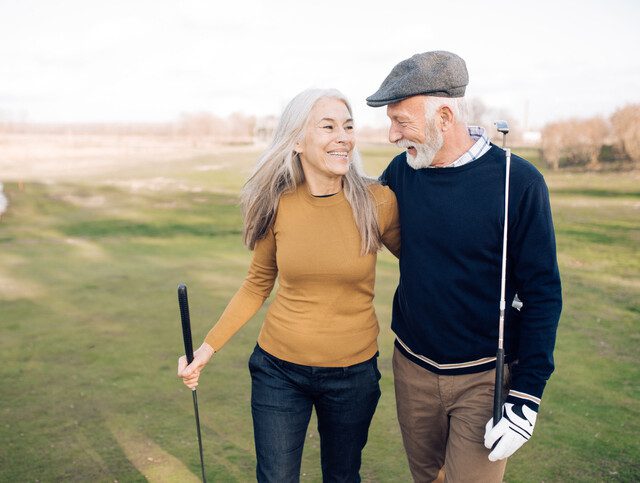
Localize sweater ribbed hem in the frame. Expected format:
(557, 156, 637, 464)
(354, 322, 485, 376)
(394, 338, 515, 376)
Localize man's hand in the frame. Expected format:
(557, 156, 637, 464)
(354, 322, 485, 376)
(484, 402, 537, 461)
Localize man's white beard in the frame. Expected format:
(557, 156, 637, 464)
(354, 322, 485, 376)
(396, 120, 444, 169)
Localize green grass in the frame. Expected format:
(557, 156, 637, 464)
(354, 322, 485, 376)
(0, 146, 638, 481)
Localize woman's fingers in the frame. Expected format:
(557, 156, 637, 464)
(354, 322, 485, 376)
(177, 357, 201, 377)
(183, 371, 200, 382)
(177, 355, 189, 376)
(177, 346, 214, 388)
(177, 357, 201, 388)
(183, 371, 200, 389)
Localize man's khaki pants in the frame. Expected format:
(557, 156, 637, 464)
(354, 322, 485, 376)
(393, 347, 509, 483)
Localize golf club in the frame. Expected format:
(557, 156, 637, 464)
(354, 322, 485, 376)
(178, 283, 207, 483)
(493, 120, 511, 427)
(495, 120, 509, 148)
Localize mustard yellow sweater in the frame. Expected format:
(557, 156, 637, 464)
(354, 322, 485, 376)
(205, 182, 400, 366)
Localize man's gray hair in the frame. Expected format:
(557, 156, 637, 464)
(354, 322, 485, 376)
(425, 96, 468, 125)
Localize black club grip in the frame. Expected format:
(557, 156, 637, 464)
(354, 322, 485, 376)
(493, 348, 505, 425)
(178, 283, 194, 364)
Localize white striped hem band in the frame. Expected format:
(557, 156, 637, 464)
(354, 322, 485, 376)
(396, 337, 497, 370)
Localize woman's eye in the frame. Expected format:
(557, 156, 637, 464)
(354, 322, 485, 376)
(322, 125, 333, 130)
(345, 125, 354, 131)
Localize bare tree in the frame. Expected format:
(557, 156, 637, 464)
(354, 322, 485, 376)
(579, 117, 609, 169)
(541, 121, 566, 170)
(465, 97, 522, 145)
(611, 104, 640, 165)
(541, 117, 609, 169)
(228, 112, 256, 142)
(467, 97, 489, 126)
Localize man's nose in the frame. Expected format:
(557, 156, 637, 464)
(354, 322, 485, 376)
(389, 125, 402, 143)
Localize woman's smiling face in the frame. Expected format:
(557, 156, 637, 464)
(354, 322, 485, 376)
(296, 97, 354, 182)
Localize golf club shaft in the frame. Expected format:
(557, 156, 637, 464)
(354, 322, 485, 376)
(192, 390, 206, 483)
(177, 283, 207, 483)
(493, 147, 512, 426)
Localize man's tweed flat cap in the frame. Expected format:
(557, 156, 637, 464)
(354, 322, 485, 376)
(366, 51, 468, 107)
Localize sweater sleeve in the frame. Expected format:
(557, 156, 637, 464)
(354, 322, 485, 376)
(204, 228, 278, 351)
(507, 177, 562, 411)
(378, 187, 401, 258)
(379, 160, 394, 187)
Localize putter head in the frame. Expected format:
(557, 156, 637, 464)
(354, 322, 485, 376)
(494, 120, 509, 134)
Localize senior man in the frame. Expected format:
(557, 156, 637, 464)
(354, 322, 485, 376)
(367, 51, 562, 482)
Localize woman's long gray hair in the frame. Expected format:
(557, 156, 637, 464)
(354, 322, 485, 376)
(241, 88, 382, 255)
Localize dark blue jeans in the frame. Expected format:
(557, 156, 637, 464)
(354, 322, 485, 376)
(248, 344, 381, 483)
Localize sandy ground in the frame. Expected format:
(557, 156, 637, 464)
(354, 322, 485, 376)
(0, 132, 256, 182)
(0, 132, 262, 214)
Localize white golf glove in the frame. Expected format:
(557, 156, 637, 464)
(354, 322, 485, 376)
(484, 402, 537, 461)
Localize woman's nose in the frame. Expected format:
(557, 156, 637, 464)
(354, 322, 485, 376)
(336, 127, 353, 143)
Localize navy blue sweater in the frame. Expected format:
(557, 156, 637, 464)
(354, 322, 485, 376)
(381, 145, 562, 410)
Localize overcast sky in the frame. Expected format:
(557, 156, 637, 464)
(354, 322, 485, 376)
(1, 0, 638, 128)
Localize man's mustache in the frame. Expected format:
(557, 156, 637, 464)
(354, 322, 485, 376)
(396, 139, 418, 150)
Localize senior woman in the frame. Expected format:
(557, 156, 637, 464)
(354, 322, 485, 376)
(178, 88, 400, 482)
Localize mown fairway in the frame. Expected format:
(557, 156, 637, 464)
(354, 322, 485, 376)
(1, 146, 638, 482)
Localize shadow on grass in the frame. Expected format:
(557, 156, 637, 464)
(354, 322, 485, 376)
(61, 219, 242, 238)
(105, 418, 201, 482)
(557, 220, 639, 247)
(74, 421, 148, 482)
(551, 188, 640, 198)
(558, 228, 619, 245)
(124, 400, 256, 482)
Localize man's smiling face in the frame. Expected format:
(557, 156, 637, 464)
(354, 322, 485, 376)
(386, 96, 444, 169)
(386, 95, 427, 155)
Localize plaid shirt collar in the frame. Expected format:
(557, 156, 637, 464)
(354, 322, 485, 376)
(429, 125, 491, 168)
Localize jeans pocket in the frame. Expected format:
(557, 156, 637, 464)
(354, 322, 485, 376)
(248, 344, 261, 373)
(369, 358, 382, 384)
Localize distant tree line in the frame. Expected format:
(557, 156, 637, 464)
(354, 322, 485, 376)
(541, 104, 640, 170)
(0, 112, 257, 144)
(3, 103, 639, 167)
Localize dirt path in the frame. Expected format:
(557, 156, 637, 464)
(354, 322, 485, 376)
(0, 133, 258, 182)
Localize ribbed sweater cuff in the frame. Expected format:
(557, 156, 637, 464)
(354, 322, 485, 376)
(506, 390, 541, 412)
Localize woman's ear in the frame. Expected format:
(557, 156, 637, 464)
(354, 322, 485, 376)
(294, 140, 303, 154)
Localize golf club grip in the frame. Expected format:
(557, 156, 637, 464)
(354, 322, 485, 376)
(493, 348, 505, 424)
(177, 283, 194, 364)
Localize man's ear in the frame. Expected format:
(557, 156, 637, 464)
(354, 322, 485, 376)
(439, 105, 455, 132)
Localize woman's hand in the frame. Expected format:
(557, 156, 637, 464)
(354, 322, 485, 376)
(177, 342, 216, 390)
